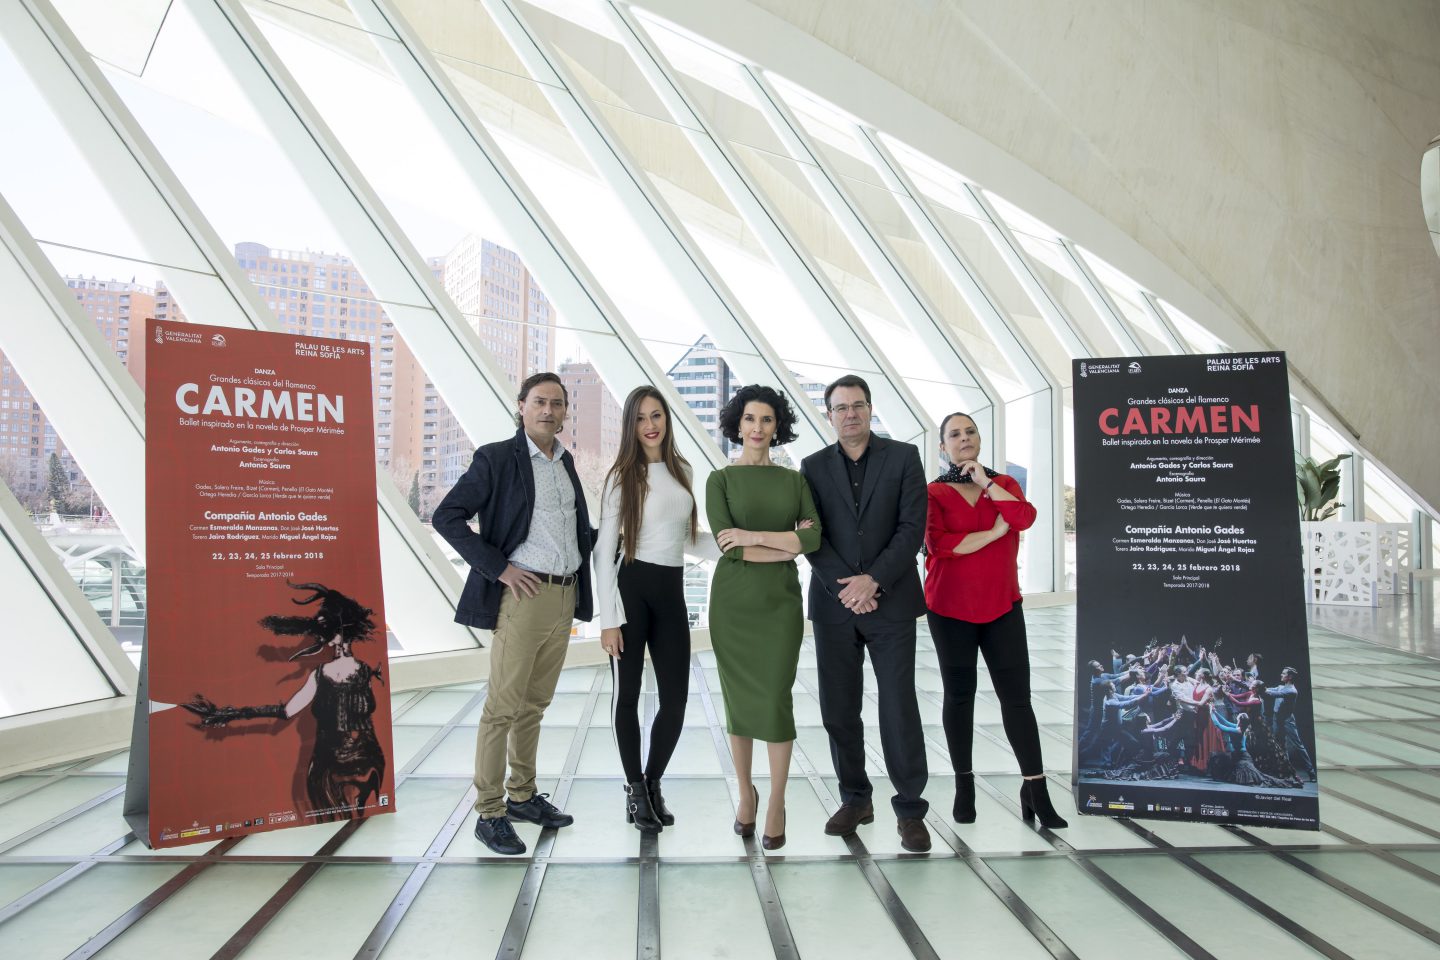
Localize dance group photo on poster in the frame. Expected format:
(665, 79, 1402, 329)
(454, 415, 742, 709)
(129, 321, 1318, 851)
(1077, 639, 1318, 791)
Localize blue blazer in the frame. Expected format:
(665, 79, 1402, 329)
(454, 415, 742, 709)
(433, 428, 595, 629)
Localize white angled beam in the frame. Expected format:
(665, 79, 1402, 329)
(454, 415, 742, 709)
(18, 0, 486, 654)
(742, 68, 1004, 464)
(0, 193, 147, 554)
(184, 0, 526, 653)
(857, 128, 1052, 395)
(965, 184, 1096, 360)
(196, 0, 516, 438)
(8, 0, 275, 331)
(1059, 238, 1145, 356)
(476, 0, 831, 455)
(858, 128, 1063, 591)
(1345, 451, 1366, 523)
(1138, 291, 1188, 355)
(603, 1, 927, 447)
(342, 0, 725, 505)
(0, 480, 136, 710)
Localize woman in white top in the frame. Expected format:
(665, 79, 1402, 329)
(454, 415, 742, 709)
(595, 386, 698, 833)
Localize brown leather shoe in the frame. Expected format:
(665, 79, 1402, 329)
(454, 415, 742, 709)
(824, 801, 875, 837)
(897, 817, 932, 853)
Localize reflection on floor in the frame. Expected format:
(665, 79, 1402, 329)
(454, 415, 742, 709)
(3, 600, 1440, 958)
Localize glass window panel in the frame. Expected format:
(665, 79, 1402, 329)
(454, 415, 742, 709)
(837, 173, 1023, 396)
(1009, 230, 1127, 357)
(727, 140, 987, 429)
(0, 37, 211, 277)
(1308, 409, 1350, 465)
(1363, 458, 1420, 524)
(92, 4, 360, 267)
(877, 134, 985, 215)
(401, 12, 764, 454)
(510, 7, 887, 399)
(928, 203, 1075, 387)
(767, 75, 892, 193)
(1158, 298, 1229, 354)
(248, 0, 399, 39)
(983, 189, 1064, 243)
(0, 358, 132, 715)
(511, 4, 923, 453)
(876, 137, 1080, 389)
(1074, 249, 1172, 349)
(390, 0, 539, 85)
(47, 0, 171, 76)
(513, 0, 694, 129)
(635, 21, 997, 438)
(634, 12, 795, 161)
(1005, 389, 1055, 591)
(3, 245, 255, 669)
(54, 4, 495, 657)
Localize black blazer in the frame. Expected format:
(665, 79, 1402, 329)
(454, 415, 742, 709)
(433, 428, 595, 629)
(799, 435, 926, 624)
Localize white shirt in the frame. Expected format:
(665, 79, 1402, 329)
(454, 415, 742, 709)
(508, 434, 581, 576)
(593, 461, 695, 628)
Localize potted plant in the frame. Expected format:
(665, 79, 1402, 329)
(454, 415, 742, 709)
(1296, 453, 1349, 520)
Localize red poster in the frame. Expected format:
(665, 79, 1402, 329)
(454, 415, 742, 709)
(129, 319, 395, 848)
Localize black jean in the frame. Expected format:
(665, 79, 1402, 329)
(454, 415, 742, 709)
(813, 617, 929, 818)
(611, 560, 691, 783)
(927, 600, 1045, 777)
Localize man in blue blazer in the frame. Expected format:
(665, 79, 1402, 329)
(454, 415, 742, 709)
(799, 376, 930, 852)
(434, 372, 594, 855)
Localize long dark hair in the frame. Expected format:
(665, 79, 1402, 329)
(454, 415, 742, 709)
(260, 580, 377, 659)
(603, 386, 697, 563)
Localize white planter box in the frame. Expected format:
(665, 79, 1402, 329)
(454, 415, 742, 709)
(1301, 521, 1379, 606)
(1376, 522, 1413, 594)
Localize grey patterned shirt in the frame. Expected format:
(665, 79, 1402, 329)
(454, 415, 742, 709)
(508, 433, 581, 575)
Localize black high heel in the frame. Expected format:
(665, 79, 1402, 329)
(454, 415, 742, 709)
(761, 806, 786, 851)
(954, 772, 976, 824)
(1019, 777, 1069, 829)
(733, 785, 758, 838)
(647, 779, 675, 826)
(625, 780, 663, 833)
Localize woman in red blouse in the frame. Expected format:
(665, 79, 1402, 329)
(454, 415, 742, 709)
(924, 413, 1067, 829)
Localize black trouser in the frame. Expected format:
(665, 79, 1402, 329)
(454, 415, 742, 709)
(611, 560, 691, 784)
(813, 617, 929, 818)
(927, 600, 1045, 777)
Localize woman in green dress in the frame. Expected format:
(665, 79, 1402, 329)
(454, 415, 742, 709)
(707, 384, 821, 850)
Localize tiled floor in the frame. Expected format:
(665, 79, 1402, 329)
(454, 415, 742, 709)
(3, 600, 1440, 958)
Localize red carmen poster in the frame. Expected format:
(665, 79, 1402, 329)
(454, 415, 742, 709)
(124, 319, 395, 848)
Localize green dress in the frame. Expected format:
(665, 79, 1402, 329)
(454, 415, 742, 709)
(706, 465, 822, 742)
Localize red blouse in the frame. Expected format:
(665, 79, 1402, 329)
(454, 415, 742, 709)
(923, 475, 1036, 623)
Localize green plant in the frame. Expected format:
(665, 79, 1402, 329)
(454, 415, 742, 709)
(1296, 453, 1350, 521)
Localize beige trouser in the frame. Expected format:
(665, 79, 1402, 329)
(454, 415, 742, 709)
(473, 581, 575, 818)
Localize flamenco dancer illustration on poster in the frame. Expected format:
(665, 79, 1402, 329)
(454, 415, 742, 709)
(182, 581, 387, 822)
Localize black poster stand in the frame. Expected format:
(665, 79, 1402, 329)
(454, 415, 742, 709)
(1071, 352, 1319, 830)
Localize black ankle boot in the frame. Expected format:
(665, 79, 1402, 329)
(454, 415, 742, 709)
(647, 779, 675, 826)
(625, 780, 663, 833)
(1019, 777, 1069, 829)
(954, 773, 976, 824)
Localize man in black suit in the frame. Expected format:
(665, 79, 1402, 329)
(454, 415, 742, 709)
(800, 376, 930, 852)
